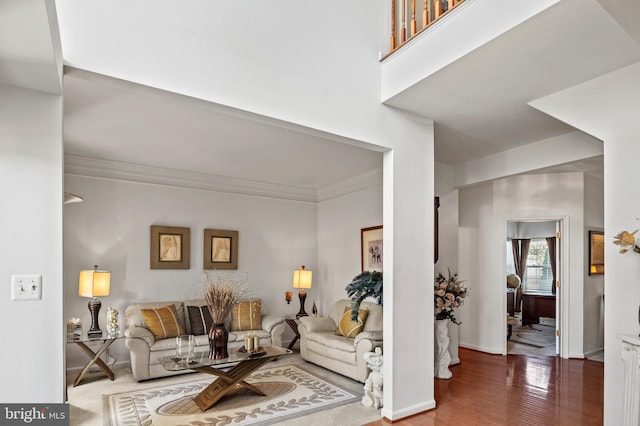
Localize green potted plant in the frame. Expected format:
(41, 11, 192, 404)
(345, 271, 383, 320)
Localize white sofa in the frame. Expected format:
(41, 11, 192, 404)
(298, 299, 383, 383)
(124, 299, 285, 381)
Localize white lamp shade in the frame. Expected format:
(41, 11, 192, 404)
(292, 266, 312, 289)
(79, 268, 111, 297)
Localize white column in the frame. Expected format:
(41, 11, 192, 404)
(619, 334, 640, 426)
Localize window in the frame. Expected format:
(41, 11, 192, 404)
(523, 239, 553, 293)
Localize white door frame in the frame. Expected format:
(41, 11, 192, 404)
(503, 216, 569, 358)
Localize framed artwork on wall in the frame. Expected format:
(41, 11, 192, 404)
(361, 225, 383, 272)
(150, 225, 190, 269)
(589, 230, 604, 275)
(204, 229, 238, 270)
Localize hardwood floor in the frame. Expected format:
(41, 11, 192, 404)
(364, 348, 603, 426)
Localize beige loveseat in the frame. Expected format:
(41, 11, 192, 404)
(299, 299, 383, 383)
(125, 299, 285, 381)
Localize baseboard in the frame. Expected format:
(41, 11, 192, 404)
(381, 399, 436, 421)
(584, 347, 604, 358)
(459, 342, 502, 355)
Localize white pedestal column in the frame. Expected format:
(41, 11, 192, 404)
(619, 334, 640, 426)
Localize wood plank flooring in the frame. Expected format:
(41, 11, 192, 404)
(364, 348, 603, 426)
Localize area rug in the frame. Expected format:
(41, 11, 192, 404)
(511, 320, 556, 349)
(104, 364, 360, 426)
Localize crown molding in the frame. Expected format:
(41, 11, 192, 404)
(317, 168, 383, 202)
(65, 155, 382, 202)
(64, 155, 317, 202)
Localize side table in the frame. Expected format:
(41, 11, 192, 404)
(67, 332, 122, 387)
(284, 318, 300, 350)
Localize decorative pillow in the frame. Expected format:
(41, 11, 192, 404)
(187, 305, 213, 335)
(140, 304, 185, 340)
(231, 300, 262, 331)
(336, 307, 369, 338)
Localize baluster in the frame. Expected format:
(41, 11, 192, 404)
(435, 0, 442, 19)
(401, 0, 407, 43)
(411, 0, 417, 36)
(390, 0, 397, 50)
(423, 0, 429, 28)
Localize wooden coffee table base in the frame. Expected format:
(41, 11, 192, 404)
(191, 356, 274, 411)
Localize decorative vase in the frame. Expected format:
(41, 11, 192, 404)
(106, 307, 120, 337)
(208, 323, 229, 360)
(434, 319, 452, 379)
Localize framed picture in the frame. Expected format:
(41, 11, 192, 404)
(361, 225, 383, 272)
(589, 230, 604, 275)
(204, 229, 239, 270)
(150, 225, 190, 269)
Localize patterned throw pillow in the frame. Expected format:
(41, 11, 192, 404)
(140, 304, 185, 340)
(231, 300, 262, 331)
(187, 305, 213, 335)
(336, 307, 369, 338)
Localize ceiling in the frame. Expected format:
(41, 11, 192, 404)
(63, 69, 384, 192)
(7, 0, 640, 195)
(386, 0, 640, 165)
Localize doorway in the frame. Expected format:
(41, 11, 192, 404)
(506, 220, 561, 356)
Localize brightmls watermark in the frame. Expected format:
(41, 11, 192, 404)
(1, 404, 68, 425)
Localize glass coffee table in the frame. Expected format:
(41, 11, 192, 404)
(160, 346, 292, 411)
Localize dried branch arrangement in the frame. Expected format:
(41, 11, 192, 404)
(203, 271, 248, 324)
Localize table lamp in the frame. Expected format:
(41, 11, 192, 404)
(79, 265, 111, 337)
(293, 265, 312, 318)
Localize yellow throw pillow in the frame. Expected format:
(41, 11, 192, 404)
(336, 307, 369, 338)
(231, 300, 262, 331)
(140, 304, 185, 340)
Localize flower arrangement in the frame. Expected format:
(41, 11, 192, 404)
(434, 269, 468, 324)
(613, 229, 640, 254)
(203, 271, 247, 325)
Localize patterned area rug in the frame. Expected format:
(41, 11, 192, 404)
(508, 316, 557, 355)
(104, 364, 360, 426)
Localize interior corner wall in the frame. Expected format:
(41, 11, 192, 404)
(316, 185, 383, 315)
(0, 84, 64, 403)
(457, 172, 586, 357)
(63, 175, 317, 370)
(583, 174, 604, 355)
(435, 161, 460, 363)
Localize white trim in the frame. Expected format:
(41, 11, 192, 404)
(459, 342, 502, 355)
(381, 399, 436, 421)
(584, 347, 604, 359)
(502, 216, 570, 359)
(65, 155, 382, 203)
(317, 169, 382, 202)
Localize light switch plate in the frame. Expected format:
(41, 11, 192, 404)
(11, 274, 42, 301)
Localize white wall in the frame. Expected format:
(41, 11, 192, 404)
(0, 84, 64, 402)
(317, 185, 383, 314)
(435, 161, 460, 364)
(458, 173, 588, 358)
(64, 175, 317, 369)
(458, 181, 498, 352)
(583, 174, 604, 355)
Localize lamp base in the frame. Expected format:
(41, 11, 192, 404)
(296, 290, 308, 319)
(88, 297, 103, 338)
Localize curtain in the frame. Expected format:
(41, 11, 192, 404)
(511, 239, 530, 312)
(546, 237, 557, 295)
